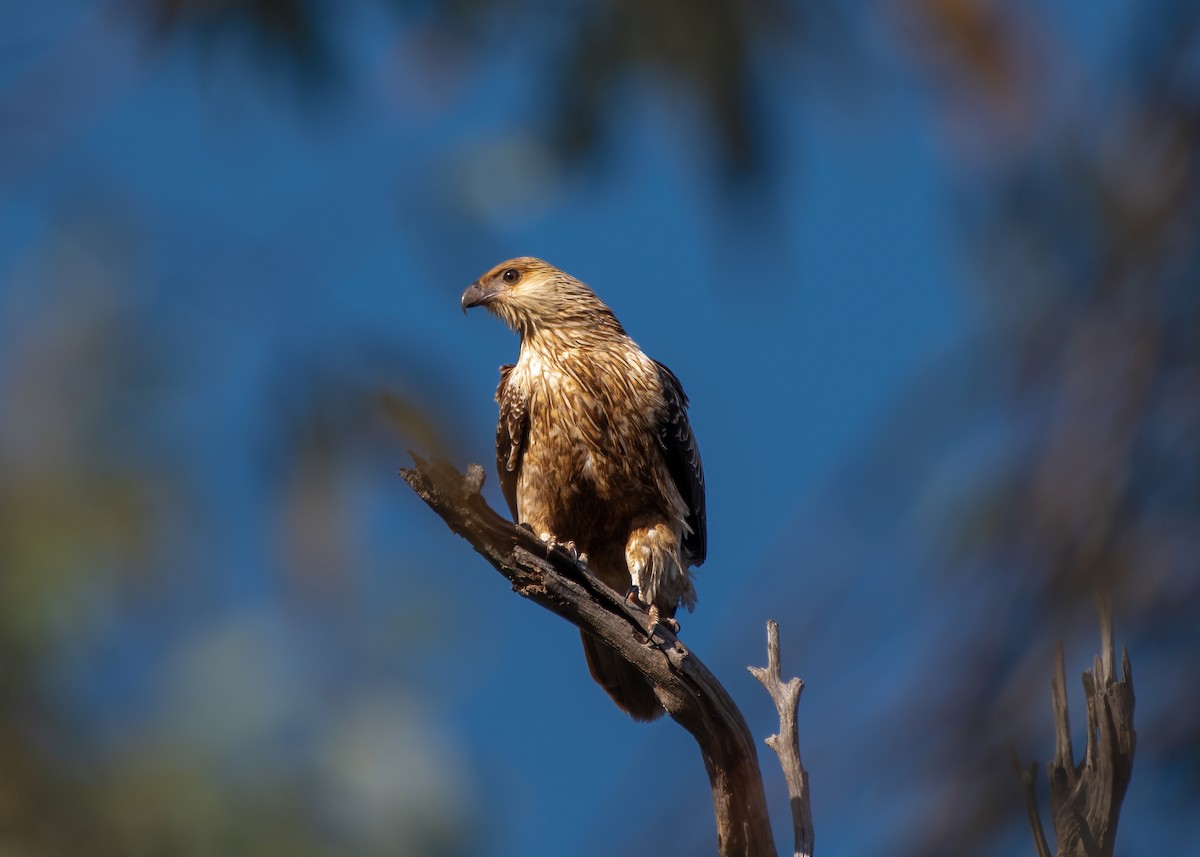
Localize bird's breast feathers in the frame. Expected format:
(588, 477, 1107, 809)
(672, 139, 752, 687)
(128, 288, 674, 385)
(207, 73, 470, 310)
(513, 338, 662, 453)
(508, 338, 673, 498)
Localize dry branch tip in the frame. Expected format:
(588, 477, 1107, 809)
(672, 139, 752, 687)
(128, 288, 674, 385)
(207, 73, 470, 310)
(750, 620, 813, 857)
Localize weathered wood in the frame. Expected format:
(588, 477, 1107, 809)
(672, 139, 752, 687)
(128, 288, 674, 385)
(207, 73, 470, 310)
(749, 620, 813, 857)
(400, 455, 777, 857)
(1011, 595, 1136, 857)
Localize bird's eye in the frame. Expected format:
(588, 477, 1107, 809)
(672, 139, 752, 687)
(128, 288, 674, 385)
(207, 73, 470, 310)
(501, 268, 521, 284)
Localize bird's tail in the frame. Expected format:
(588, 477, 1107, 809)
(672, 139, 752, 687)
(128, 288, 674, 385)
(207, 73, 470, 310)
(579, 631, 664, 722)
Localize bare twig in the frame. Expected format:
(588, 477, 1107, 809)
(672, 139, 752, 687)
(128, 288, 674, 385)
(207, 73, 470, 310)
(1007, 744, 1053, 857)
(400, 455, 777, 857)
(748, 620, 813, 857)
(1010, 595, 1136, 857)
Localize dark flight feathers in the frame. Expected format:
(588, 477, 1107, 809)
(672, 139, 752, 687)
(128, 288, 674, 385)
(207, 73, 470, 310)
(653, 360, 707, 567)
(494, 363, 526, 521)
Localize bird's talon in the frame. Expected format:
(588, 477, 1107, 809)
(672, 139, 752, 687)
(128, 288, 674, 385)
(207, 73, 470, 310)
(644, 605, 663, 644)
(560, 540, 580, 561)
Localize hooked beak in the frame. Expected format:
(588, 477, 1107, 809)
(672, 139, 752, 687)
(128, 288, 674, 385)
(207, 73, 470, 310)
(461, 280, 502, 314)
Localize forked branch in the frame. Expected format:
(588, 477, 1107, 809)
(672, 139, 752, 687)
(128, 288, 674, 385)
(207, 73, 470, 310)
(749, 620, 813, 857)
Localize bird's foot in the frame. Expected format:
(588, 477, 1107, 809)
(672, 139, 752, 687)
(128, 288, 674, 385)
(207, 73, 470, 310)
(626, 587, 680, 642)
(560, 540, 587, 565)
(642, 605, 680, 645)
(538, 533, 587, 567)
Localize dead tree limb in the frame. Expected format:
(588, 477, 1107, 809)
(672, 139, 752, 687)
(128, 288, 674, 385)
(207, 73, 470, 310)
(401, 455, 777, 857)
(1011, 595, 1136, 857)
(1007, 745, 1053, 857)
(749, 620, 813, 857)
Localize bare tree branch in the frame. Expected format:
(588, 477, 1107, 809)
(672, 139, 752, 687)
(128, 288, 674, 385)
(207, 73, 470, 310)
(400, 455, 777, 857)
(748, 620, 813, 857)
(1011, 595, 1136, 857)
(1007, 745, 1053, 857)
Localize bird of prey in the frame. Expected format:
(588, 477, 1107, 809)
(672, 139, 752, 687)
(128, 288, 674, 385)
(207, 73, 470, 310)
(461, 257, 706, 721)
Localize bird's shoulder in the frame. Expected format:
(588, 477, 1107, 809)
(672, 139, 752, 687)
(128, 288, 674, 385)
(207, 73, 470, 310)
(495, 363, 528, 428)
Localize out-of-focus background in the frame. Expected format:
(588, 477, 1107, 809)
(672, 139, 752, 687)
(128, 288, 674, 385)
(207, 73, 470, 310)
(2, 1, 1196, 854)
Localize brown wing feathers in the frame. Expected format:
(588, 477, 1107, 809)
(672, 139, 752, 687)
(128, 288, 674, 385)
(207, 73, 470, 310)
(494, 364, 526, 522)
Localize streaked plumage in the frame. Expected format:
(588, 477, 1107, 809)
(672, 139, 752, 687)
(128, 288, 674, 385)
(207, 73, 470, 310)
(462, 257, 706, 721)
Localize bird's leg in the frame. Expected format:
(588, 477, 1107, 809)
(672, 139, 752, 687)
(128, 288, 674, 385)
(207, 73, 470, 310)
(643, 605, 680, 645)
(645, 605, 661, 644)
(625, 525, 684, 642)
(627, 584, 681, 644)
(624, 584, 662, 645)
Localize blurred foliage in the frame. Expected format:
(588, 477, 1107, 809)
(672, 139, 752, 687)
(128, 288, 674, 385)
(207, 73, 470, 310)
(3, 0, 1198, 855)
(0, 210, 473, 852)
(800, 2, 1197, 854)
(919, 3, 1200, 848)
(147, 0, 340, 90)
(142, 0, 841, 180)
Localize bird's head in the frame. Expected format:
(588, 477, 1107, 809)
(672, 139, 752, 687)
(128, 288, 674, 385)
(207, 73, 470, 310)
(461, 257, 624, 339)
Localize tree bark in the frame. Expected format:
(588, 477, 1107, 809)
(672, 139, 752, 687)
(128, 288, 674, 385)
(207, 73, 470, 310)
(400, 455, 778, 857)
(1011, 595, 1136, 857)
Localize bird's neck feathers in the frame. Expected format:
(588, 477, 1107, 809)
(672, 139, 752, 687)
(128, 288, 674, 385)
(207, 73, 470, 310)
(509, 289, 629, 353)
(520, 311, 627, 352)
